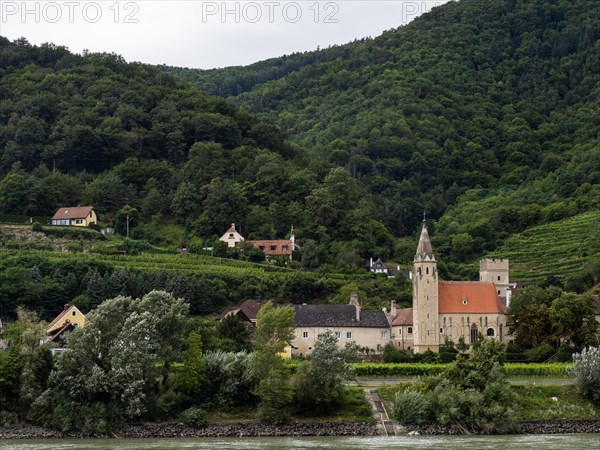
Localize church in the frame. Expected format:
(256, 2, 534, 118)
(391, 221, 512, 353)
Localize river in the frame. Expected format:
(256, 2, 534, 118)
(0, 435, 598, 450)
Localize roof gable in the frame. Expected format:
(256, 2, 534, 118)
(438, 281, 504, 314)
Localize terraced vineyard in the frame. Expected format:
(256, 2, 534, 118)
(483, 211, 600, 283)
(0, 249, 368, 281)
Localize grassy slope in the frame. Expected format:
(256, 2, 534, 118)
(482, 211, 600, 283)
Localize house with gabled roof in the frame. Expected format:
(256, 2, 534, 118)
(217, 299, 268, 324)
(291, 293, 391, 356)
(219, 223, 245, 248)
(52, 206, 97, 227)
(44, 304, 86, 353)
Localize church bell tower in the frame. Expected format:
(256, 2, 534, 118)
(413, 220, 439, 353)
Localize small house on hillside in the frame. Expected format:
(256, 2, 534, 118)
(44, 304, 86, 353)
(219, 223, 245, 248)
(52, 206, 97, 227)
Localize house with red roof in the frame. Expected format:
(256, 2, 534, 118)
(218, 224, 298, 261)
(52, 206, 97, 227)
(390, 221, 512, 353)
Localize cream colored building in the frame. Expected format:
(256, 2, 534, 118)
(219, 223, 245, 248)
(291, 294, 390, 356)
(391, 222, 511, 353)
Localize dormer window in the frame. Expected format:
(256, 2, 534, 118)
(462, 299, 468, 305)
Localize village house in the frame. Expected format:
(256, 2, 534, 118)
(44, 304, 86, 353)
(290, 293, 390, 356)
(390, 221, 512, 353)
(217, 299, 268, 325)
(219, 224, 298, 261)
(219, 223, 245, 248)
(51, 206, 97, 227)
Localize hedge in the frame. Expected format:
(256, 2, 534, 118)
(351, 363, 572, 377)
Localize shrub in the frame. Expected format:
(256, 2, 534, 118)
(568, 346, 600, 404)
(392, 389, 432, 424)
(32, 222, 42, 232)
(181, 407, 208, 428)
(383, 342, 412, 363)
(0, 410, 18, 426)
(525, 344, 555, 362)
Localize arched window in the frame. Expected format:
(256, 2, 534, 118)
(487, 327, 495, 337)
(470, 324, 478, 344)
(426, 267, 429, 274)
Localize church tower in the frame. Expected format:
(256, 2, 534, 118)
(413, 221, 440, 353)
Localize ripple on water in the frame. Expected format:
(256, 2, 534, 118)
(0, 435, 599, 450)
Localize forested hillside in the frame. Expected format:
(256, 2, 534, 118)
(168, 0, 600, 264)
(1, 0, 599, 287)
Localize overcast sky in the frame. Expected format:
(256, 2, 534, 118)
(1, 1, 452, 69)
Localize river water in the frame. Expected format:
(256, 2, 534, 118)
(0, 435, 598, 450)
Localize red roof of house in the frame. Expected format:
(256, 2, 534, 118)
(47, 304, 74, 331)
(392, 307, 413, 326)
(438, 281, 504, 314)
(52, 206, 94, 220)
(250, 240, 293, 256)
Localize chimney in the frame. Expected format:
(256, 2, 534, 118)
(349, 292, 360, 321)
(391, 300, 397, 317)
(231, 223, 235, 229)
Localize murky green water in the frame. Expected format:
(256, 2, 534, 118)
(0, 435, 598, 450)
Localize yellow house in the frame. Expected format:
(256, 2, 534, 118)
(47, 304, 86, 335)
(52, 206, 97, 227)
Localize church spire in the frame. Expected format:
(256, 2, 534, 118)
(415, 219, 435, 261)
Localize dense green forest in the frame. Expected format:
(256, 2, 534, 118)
(1, 0, 599, 307)
(166, 0, 600, 260)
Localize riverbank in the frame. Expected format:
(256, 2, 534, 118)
(1, 419, 600, 439)
(0, 422, 378, 439)
(400, 419, 600, 435)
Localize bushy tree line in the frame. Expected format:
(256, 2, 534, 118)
(0, 294, 359, 431)
(508, 286, 599, 354)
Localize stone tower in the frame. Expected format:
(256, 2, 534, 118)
(413, 221, 439, 353)
(479, 259, 510, 299)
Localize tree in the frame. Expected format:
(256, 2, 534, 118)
(30, 291, 189, 432)
(174, 332, 206, 402)
(113, 205, 138, 237)
(514, 304, 553, 348)
(569, 346, 600, 404)
(549, 293, 599, 348)
(292, 330, 355, 413)
(251, 301, 295, 423)
(215, 315, 252, 352)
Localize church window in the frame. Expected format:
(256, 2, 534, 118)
(498, 290, 501, 295)
(487, 328, 495, 337)
(426, 267, 429, 274)
(497, 276, 501, 281)
(407, 327, 413, 334)
(302, 331, 309, 339)
(439, 327, 443, 334)
(470, 324, 478, 344)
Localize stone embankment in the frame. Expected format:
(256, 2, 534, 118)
(0, 422, 378, 439)
(400, 419, 600, 435)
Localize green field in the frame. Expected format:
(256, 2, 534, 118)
(482, 211, 600, 283)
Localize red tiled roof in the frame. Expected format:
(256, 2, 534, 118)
(250, 240, 293, 256)
(52, 206, 93, 220)
(439, 281, 504, 314)
(392, 307, 413, 326)
(47, 304, 74, 331)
